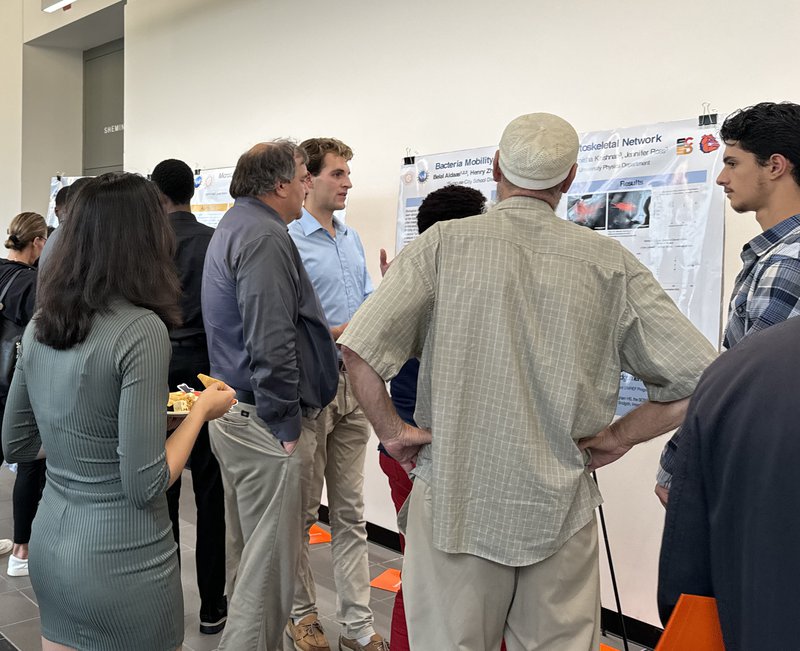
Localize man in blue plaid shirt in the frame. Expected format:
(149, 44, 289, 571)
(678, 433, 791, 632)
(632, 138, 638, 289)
(657, 102, 800, 504)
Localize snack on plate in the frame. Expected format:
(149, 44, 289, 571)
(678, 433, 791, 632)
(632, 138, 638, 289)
(167, 390, 199, 414)
(197, 373, 223, 389)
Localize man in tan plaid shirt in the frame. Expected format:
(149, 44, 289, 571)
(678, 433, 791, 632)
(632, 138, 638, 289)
(340, 113, 716, 650)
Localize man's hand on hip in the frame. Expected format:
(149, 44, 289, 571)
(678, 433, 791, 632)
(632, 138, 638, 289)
(383, 422, 432, 473)
(578, 424, 633, 471)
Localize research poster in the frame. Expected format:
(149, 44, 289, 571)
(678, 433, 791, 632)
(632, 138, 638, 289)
(397, 118, 725, 415)
(190, 167, 235, 228)
(563, 118, 725, 414)
(396, 146, 497, 250)
(46, 176, 84, 227)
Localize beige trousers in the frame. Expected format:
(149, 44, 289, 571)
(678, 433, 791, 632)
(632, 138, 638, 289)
(403, 479, 601, 651)
(290, 371, 374, 640)
(209, 403, 309, 651)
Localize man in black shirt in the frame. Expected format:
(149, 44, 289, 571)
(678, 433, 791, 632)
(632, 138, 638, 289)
(658, 316, 800, 650)
(151, 158, 227, 636)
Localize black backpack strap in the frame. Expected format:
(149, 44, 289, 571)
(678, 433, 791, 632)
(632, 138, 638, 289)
(0, 268, 26, 313)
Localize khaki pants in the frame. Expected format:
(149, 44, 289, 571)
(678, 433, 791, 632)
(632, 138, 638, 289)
(209, 403, 309, 651)
(291, 371, 374, 639)
(403, 479, 601, 651)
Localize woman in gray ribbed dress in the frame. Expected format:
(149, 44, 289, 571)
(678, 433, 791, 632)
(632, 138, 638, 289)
(1, 174, 235, 651)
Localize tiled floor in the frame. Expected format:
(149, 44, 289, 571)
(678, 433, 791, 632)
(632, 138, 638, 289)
(0, 465, 647, 650)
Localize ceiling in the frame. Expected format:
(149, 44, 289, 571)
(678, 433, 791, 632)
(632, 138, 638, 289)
(26, 2, 123, 50)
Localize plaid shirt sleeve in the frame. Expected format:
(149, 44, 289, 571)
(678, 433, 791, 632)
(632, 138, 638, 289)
(743, 256, 800, 336)
(657, 427, 682, 489)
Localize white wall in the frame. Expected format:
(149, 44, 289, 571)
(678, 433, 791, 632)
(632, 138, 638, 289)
(21, 43, 84, 216)
(31, 0, 799, 629)
(0, 0, 120, 235)
(0, 2, 23, 227)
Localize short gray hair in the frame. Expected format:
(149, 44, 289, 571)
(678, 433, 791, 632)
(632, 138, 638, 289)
(229, 139, 308, 199)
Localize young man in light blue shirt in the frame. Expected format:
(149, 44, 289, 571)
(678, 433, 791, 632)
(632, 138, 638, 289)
(287, 138, 385, 651)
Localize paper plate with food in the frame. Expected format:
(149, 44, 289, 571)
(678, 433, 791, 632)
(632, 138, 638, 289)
(167, 389, 199, 416)
(167, 373, 234, 416)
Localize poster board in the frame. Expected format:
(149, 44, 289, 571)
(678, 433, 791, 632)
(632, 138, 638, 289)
(396, 146, 496, 252)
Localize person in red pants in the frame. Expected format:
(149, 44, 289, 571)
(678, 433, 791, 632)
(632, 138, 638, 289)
(378, 185, 506, 651)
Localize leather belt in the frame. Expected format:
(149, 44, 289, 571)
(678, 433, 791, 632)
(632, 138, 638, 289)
(234, 388, 255, 404)
(170, 334, 207, 348)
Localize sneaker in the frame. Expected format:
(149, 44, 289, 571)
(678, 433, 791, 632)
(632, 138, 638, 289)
(199, 596, 227, 635)
(0, 539, 11, 556)
(7, 554, 28, 577)
(339, 634, 389, 651)
(286, 614, 330, 651)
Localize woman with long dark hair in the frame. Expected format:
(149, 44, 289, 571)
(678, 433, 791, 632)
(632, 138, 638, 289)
(1, 173, 235, 651)
(0, 212, 48, 576)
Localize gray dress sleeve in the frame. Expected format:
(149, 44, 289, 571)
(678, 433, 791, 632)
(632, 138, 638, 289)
(115, 313, 172, 508)
(2, 328, 41, 463)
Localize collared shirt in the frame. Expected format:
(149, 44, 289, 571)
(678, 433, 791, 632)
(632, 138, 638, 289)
(169, 211, 214, 342)
(723, 213, 800, 348)
(339, 195, 715, 566)
(287, 209, 373, 327)
(201, 197, 338, 442)
(658, 213, 800, 487)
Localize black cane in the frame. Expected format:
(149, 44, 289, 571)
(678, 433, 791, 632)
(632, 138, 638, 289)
(593, 471, 630, 651)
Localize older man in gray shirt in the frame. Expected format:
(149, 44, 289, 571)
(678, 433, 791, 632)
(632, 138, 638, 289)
(202, 140, 338, 651)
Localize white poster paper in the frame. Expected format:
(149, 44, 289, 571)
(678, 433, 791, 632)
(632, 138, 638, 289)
(190, 167, 235, 229)
(396, 146, 497, 252)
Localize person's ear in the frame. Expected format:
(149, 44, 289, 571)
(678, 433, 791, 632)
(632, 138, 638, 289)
(768, 153, 791, 180)
(560, 163, 578, 193)
(492, 151, 502, 182)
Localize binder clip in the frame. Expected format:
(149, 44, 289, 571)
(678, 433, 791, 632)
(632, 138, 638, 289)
(698, 101, 718, 127)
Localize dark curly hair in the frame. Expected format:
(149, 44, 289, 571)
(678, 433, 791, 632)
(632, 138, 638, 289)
(151, 158, 196, 205)
(417, 184, 487, 233)
(720, 102, 800, 186)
